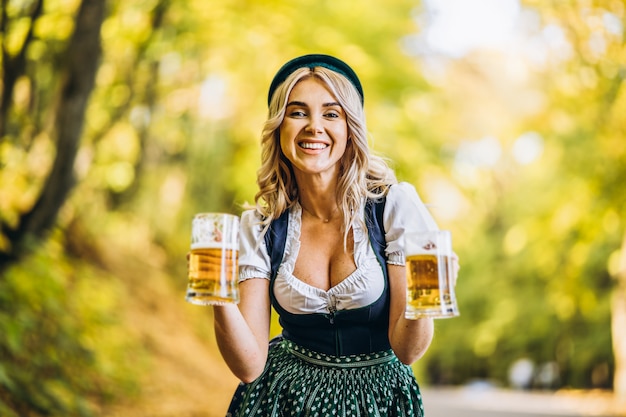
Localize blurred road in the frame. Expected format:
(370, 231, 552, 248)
(422, 387, 626, 417)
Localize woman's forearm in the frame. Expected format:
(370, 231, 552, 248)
(213, 305, 267, 383)
(389, 316, 434, 365)
(387, 264, 435, 364)
(213, 279, 271, 383)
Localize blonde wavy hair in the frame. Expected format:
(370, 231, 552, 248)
(255, 66, 397, 241)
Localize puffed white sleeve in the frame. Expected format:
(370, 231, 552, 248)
(383, 182, 439, 265)
(238, 209, 271, 282)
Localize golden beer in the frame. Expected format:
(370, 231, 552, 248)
(186, 212, 239, 306)
(187, 245, 239, 305)
(406, 253, 456, 318)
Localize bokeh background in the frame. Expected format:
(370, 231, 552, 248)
(1, 0, 625, 415)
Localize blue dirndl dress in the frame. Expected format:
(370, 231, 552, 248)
(226, 199, 424, 416)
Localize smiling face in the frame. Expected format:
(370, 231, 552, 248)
(279, 76, 349, 182)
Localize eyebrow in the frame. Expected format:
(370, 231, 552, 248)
(286, 100, 342, 108)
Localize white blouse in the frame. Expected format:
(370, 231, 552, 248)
(238, 182, 438, 315)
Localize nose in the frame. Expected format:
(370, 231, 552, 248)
(306, 115, 323, 134)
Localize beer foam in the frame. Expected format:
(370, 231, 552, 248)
(191, 242, 238, 250)
(406, 248, 434, 256)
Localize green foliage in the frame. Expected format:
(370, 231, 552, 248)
(413, 0, 626, 390)
(0, 234, 140, 416)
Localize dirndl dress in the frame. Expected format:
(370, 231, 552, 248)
(226, 336, 424, 416)
(227, 197, 425, 416)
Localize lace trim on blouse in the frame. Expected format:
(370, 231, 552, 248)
(272, 203, 385, 315)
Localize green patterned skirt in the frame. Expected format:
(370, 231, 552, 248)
(226, 337, 424, 417)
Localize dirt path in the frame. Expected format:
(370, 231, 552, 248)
(99, 249, 239, 417)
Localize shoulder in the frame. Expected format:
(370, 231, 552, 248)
(383, 181, 437, 231)
(386, 182, 423, 207)
(240, 208, 266, 239)
(241, 208, 264, 224)
(239, 209, 272, 281)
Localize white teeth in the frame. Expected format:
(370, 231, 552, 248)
(300, 142, 327, 149)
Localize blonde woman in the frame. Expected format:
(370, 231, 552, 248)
(215, 54, 455, 416)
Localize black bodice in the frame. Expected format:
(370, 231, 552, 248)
(264, 199, 391, 356)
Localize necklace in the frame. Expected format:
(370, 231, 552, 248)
(301, 205, 338, 223)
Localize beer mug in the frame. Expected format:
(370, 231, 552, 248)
(404, 230, 459, 319)
(186, 213, 240, 306)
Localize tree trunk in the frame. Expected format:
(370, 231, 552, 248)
(0, 0, 44, 138)
(613, 231, 626, 400)
(0, 0, 106, 271)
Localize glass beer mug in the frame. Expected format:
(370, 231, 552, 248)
(186, 213, 240, 306)
(404, 230, 459, 319)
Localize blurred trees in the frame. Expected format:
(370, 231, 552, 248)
(1, 0, 105, 269)
(533, 0, 626, 396)
(0, 0, 138, 414)
(0, 0, 625, 415)
(414, 0, 625, 394)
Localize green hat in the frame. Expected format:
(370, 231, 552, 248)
(267, 54, 364, 106)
